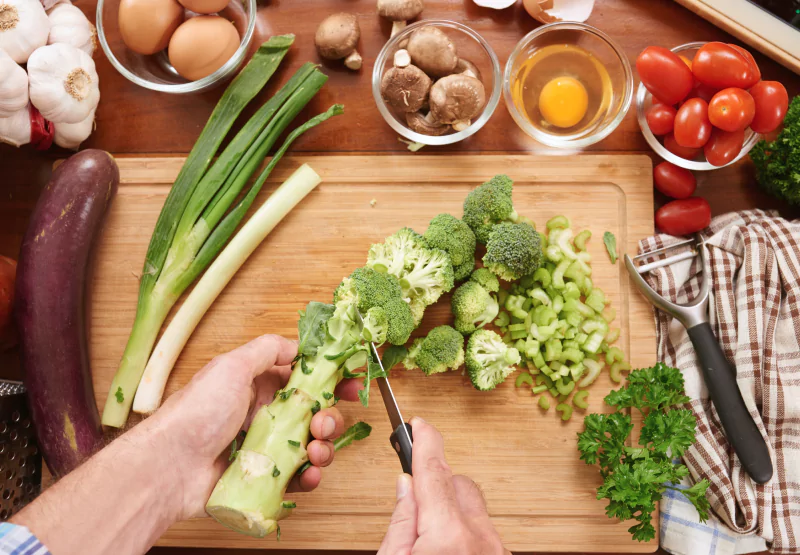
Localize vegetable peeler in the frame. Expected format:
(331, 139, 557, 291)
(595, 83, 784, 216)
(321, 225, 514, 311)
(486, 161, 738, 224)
(624, 237, 773, 484)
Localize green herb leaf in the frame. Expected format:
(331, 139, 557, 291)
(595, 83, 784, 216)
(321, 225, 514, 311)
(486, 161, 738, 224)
(272, 466, 281, 477)
(301, 357, 313, 375)
(381, 345, 409, 372)
(333, 422, 372, 451)
(297, 302, 335, 356)
(282, 501, 297, 509)
(603, 232, 617, 264)
(114, 387, 124, 403)
(287, 440, 300, 448)
(322, 391, 333, 400)
(750, 95, 800, 206)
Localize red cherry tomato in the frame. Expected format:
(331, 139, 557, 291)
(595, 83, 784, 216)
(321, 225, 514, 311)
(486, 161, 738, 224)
(692, 42, 757, 89)
(655, 197, 712, 236)
(664, 133, 701, 160)
(686, 83, 719, 104)
(653, 162, 697, 199)
(646, 104, 677, 136)
(674, 98, 712, 148)
(749, 81, 789, 134)
(636, 46, 694, 105)
(703, 127, 745, 167)
(728, 44, 761, 88)
(708, 88, 755, 131)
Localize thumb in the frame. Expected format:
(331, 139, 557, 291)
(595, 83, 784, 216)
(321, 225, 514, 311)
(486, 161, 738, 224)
(378, 474, 418, 555)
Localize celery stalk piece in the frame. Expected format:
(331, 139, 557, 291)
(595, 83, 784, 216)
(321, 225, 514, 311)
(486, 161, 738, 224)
(132, 164, 324, 415)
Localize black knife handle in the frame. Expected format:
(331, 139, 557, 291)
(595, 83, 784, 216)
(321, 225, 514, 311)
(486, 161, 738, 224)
(687, 322, 773, 484)
(389, 423, 413, 475)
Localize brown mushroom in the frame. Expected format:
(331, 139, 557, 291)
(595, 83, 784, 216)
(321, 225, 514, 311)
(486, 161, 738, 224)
(406, 111, 450, 136)
(314, 13, 362, 70)
(406, 26, 458, 78)
(377, 0, 424, 37)
(381, 64, 432, 113)
(429, 73, 486, 130)
(455, 58, 482, 82)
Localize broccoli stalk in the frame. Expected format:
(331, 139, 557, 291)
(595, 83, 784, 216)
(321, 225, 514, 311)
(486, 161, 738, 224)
(466, 329, 521, 391)
(206, 267, 413, 537)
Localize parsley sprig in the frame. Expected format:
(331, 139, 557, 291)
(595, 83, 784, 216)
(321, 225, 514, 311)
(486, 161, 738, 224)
(577, 363, 710, 542)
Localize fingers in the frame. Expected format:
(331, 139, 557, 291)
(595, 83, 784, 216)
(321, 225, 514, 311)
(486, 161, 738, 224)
(221, 335, 298, 381)
(409, 417, 460, 530)
(307, 439, 335, 468)
(452, 475, 490, 523)
(287, 465, 322, 493)
(310, 408, 345, 441)
(377, 474, 418, 555)
(334, 378, 363, 403)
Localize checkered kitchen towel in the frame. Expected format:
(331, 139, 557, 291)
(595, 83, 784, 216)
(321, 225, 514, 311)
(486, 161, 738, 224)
(637, 210, 800, 554)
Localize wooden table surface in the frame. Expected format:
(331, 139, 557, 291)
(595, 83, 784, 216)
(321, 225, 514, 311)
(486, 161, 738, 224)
(1, 0, 798, 553)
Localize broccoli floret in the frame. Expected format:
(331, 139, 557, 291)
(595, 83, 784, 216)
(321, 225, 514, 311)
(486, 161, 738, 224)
(408, 298, 426, 327)
(423, 214, 477, 281)
(404, 325, 465, 375)
(360, 306, 387, 345)
(451, 281, 499, 335)
(399, 247, 455, 306)
(367, 227, 427, 276)
(334, 267, 413, 345)
(465, 329, 520, 391)
(462, 175, 519, 243)
(469, 268, 500, 293)
(483, 222, 543, 281)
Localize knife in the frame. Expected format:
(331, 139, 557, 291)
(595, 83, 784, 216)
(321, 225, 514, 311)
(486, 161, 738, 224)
(357, 312, 414, 475)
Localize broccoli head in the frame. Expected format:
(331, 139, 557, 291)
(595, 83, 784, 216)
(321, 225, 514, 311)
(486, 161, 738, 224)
(462, 175, 519, 243)
(451, 280, 499, 335)
(400, 247, 455, 306)
(404, 325, 465, 375)
(469, 268, 500, 293)
(465, 329, 520, 391)
(423, 214, 477, 281)
(367, 227, 427, 276)
(483, 222, 543, 281)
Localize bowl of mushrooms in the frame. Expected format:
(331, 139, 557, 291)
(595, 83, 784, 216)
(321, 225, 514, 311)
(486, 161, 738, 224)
(372, 20, 501, 146)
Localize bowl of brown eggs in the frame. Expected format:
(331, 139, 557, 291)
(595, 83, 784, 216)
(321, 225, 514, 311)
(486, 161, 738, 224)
(97, 0, 257, 93)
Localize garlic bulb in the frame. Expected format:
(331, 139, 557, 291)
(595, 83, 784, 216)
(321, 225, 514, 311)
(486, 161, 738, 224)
(47, 3, 96, 57)
(0, 47, 27, 117)
(0, 0, 50, 63)
(0, 103, 30, 147)
(54, 106, 93, 149)
(41, 0, 68, 10)
(28, 43, 100, 124)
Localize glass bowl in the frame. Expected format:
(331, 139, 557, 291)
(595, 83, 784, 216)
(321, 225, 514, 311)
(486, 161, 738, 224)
(503, 22, 633, 149)
(96, 0, 257, 94)
(636, 42, 760, 171)
(372, 20, 502, 146)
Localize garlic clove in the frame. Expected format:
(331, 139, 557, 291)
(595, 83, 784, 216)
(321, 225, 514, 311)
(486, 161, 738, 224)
(54, 106, 94, 149)
(41, 0, 70, 12)
(0, 0, 50, 63)
(28, 43, 100, 124)
(0, 102, 31, 147)
(0, 47, 28, 117)
(47, 3, 97, 57)
(522, 0, 594, 24)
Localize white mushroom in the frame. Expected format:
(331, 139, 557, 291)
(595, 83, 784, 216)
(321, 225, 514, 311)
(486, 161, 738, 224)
(377, 0, 424, 37)
(429, 73, 486, 130)
(380, 64, 431, 113)
(406, 26, 458, 78)
(314, 13, 362, 71)
(406, 111, 449, 136)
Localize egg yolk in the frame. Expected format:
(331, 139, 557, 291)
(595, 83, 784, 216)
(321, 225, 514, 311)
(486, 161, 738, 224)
(538, 76, 589, 129)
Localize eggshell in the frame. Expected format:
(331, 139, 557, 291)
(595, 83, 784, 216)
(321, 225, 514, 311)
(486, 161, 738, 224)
(119, 0, 184, 55)
(168, 15, 240, 81)
(522, 0, 594, 23)
(177, 0, 228, 15)
(473, 0, 517, 8)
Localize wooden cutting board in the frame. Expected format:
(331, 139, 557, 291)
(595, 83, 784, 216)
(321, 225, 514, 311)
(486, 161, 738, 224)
(88, 155, 656, 552)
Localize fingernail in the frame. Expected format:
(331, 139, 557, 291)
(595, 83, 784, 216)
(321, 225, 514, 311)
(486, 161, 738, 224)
(321, 416, 336, 438)
(318, 442, 332, 463)
(396, 474, 411, 500)
(410, 416, 425, 425)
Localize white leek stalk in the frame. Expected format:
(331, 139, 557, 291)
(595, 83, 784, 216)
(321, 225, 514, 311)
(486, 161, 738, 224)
(132, 164, 322, 414)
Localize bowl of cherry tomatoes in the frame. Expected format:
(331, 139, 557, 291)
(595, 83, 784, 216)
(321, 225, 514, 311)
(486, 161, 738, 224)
(635, 41, 789, 171)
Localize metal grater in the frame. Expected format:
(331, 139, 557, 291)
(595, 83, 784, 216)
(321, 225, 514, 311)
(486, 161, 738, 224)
(0, 380, 41, 520)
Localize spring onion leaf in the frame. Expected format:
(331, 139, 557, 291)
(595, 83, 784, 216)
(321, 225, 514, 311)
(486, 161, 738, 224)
(603, 232, 617, 264)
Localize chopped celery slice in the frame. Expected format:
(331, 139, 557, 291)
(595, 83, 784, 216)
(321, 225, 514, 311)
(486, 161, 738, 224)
(606, 346, 624, 365)
(545, 245, 564, 263)
(564, 327, 577, 340)
(511, 329, 528, 340)
(575, 332, 588, 345)
(585, 289, 607, 313)
(546, 215, 570, 230)
(605, 327, 620, 344)
(536, 373, 554, 387)
(562, 339, 579, 350)
(574, 230, 591, 251)
(573, 390, 589, 409)
(556, 378, 575, 396)
(529, 288, 551, 306)
(556, 403, 573, 421)
(538, 396, 551, 410)
(532, 351, 546, 369)
(494, 311, 510, 328)
(533, 267, 551, 288)
(565, 311, 582, 328)
(525, 338, 540, 357)
(552, 260, 570, 289)
(533, 306, 557, 327)
(515, 373, 534, 388)
(508, 323, 527, 332)
(570, 362, 585, 381)
(560, 348, 584, 364)
(532, 385, 548, 395)
(602, 306, 617, 323)
(558, 365, 570, 377)
(564, 298, 594, 318)
(582, 318, 609, 335)
(544, 339, 562, 362)
(552, 294, 564, 315)
(578, 359, 604, 388)
(583, 331, 604, 354)
(563, 282, 581, 300)
(548, 387, 559, 397)
(525, 361, 540, 375)
(610, 361, 631, 383)
(498, 288, 509, 307)
(563, 260, 585, 282)
(515, 339, 526, 353)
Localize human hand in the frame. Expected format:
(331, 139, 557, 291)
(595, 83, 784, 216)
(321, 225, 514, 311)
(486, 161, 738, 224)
(378, 418, 509, 555)
(150, 334, 362, 521)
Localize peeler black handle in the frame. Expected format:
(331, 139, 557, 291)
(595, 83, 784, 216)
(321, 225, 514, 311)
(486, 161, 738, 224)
(687, 322, 773, 484)
(389, 423, 413, 475)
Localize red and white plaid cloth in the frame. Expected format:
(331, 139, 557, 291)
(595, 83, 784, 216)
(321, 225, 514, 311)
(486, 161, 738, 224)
(638, 210, 800, 554)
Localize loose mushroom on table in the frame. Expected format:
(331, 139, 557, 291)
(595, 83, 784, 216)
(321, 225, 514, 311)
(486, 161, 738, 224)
(315, 12, 362, 70)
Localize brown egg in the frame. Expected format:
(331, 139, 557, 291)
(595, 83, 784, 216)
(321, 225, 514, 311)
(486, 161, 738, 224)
(168, 16, 240, 81)
(177, 0, 229, 15)
(118, 0, 184, 55)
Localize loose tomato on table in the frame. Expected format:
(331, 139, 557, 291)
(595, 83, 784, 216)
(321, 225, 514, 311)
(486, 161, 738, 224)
(663, 132, 701, 160)
(692, 42, 757, 89)
(655, 197, 712, 236)
(636, 46, 694, 105)
(749, 81, 789, 134)
(674, 98, 711, 148)
(646, 104, 677, 135)
(704, 127, 745, 167)
(708, 88, 755, 131)
(653, 162, 696, 199)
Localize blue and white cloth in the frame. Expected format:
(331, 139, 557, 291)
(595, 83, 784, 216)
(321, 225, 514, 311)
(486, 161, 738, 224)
(0, 523, 50, 555)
